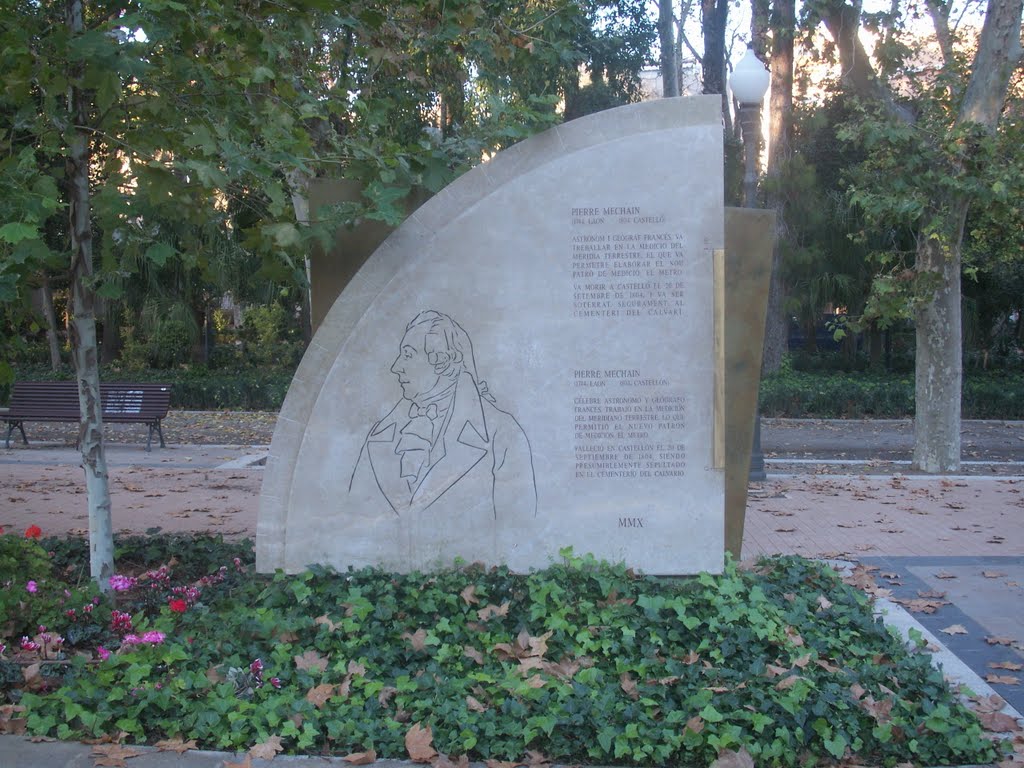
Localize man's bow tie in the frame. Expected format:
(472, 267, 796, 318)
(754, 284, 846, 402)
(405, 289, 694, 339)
(409, 403, 439, 420)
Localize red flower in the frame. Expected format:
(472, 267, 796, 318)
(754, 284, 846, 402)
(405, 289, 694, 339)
(168, 599, 188, 614)
(24, 525, 42, 539)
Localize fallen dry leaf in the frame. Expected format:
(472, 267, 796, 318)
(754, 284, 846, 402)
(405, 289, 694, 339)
(524, 749, 550, 766)
(775, 675, 802, 690)
(620, 672, 639, 700)
(463, 646, 485, 665)
(709, 747, 755, 768)
(294, 649, 329, 673)
(348, 660, 367, 677)
(764, 663, 788, 678)
(976, 711, 1022, 732)
(223, 756, 253, 768)
(460, 585, 480, 605)
(154, 738, 197, 753)
(685, 715, 705, 734)
(343, 750, 378, 764)
(987, 674, 1021, 685)
(90, 744, 142, 767)
(434, 753, 471, 768)
(403, 628, 429, 652)
(0, 704, 27, 735)
(816, 595, 833, 612)
(406, 722, 438, 763)
(934, 571, 958, 579)
(894, 597, 948, 614)
(249, 735, 285, 760)
(941, 624, 969, 636)
(988, 637, 1017, 646)
(972, 694, 1007, 713)
(306, 683, 337, 708)
(991, 662, 1024, 671)
(466, 695, 488, 713)
(793, 654, 811, 669)
(477, 602, 510, 621)
(22, 663, 44, 691)
(983, 571, 1008, 579)
(314, 614, 339, 632)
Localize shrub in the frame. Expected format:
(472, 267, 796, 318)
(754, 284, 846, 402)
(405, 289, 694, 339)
(759, 369, 1024, 419)
(4, 546, 1001, 767)
(8, 364, 293, 410)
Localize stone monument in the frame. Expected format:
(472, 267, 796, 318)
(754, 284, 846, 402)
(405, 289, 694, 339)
(258, 96, 728, 575)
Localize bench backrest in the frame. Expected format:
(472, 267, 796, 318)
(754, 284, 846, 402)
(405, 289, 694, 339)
(7, 381, 172, 422)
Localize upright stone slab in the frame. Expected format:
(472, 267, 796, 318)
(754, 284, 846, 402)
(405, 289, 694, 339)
(258, 96, 725, 575)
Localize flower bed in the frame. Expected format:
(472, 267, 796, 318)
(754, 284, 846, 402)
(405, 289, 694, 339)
(0, 531, 1015, 767)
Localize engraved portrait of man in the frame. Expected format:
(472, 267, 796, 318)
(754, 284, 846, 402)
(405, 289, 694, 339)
(349, 310, 536, 520)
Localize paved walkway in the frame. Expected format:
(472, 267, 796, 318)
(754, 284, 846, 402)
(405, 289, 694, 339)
(0, 415, 1021, 767)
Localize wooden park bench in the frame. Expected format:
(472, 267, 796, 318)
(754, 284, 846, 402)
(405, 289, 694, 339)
(3, 381, 172, 451)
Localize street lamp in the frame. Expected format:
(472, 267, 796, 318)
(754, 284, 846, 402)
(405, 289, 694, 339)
(728, 45, 770, 482)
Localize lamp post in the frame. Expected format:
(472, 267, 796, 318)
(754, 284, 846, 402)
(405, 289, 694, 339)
(728, 46, 770, 483)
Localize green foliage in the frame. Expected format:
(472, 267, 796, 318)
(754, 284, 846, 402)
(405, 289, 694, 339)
(760, 367, 1024, 419)
(8, 365, 293, 410)
(0, 533, 105, 644)
(0, 536, 52, 586)
(1, 537, 1000, 766)
(2, 0, 658, 384)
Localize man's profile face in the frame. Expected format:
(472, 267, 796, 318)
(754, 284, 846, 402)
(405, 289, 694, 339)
(391, 327, 441, 402)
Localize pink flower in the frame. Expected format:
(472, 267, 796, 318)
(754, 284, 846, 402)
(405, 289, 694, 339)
(19, 637, 39, 651)
(250, 658, 263, 676)
(141, 631, 166, 644)
(110, 610, 134, 635)
(270, 677, 281, 689)
(108, 574, 137, 592)
(97, 646, 110, 661)
(26, 580, 38, 593)
(122, 634, 141, 646)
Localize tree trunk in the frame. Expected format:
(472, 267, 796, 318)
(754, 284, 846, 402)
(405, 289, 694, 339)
(760, 0, 795, 374)
(750, 0, 770, 58)
(912, 0, 1021, 472)
(913, 203, 967, 472)
(701, 0, 728, 103)
(66, 0, 114, 588)
(286, 167, 314, 343)
(99, 298, 120, 364)
(39, 275, 62, 371)
(820, 0, 1022, 473)
(869, 325, 883, 369)
(659, 0, 679, 97)
(820, 1, 915, 125)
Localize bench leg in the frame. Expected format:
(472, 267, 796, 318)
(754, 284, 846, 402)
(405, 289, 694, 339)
(146, 421, 166, 451)
(5, 421, 27, 449)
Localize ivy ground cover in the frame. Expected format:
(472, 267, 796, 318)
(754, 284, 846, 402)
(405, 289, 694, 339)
(0, 533, 1012, 767)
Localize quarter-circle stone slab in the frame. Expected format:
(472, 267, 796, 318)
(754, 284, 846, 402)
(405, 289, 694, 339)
(257, 96, 725, 575)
